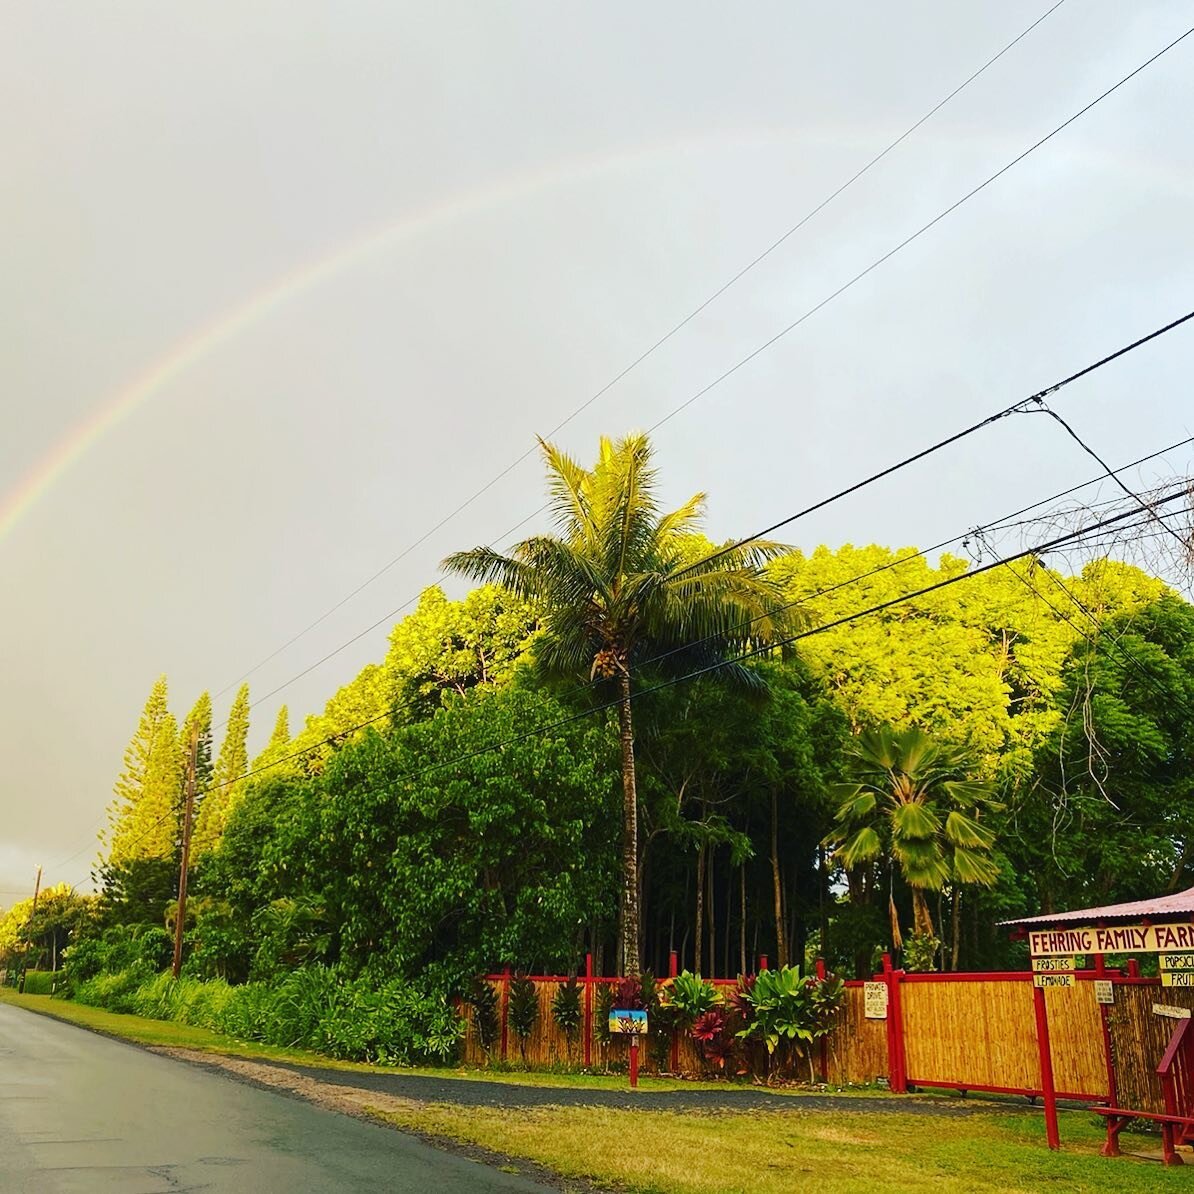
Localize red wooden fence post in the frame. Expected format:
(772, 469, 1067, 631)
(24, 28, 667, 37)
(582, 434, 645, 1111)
(758, 954, 769, 971)
(1127, 958, 1140, 978)
(668, 950, 679, 1074)
(881, 954, 908, 1093)
(583, 952, 593, 1070)
(890, 967, 908, 1094)
(815, 958, 828, 1083)
(1032, 980, 1061, 1149)
(500, 965, 511, 1063)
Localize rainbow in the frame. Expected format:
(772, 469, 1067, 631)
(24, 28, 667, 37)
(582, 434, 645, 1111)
(2, 126, 1187, 547)
(0, 128, 821, 546)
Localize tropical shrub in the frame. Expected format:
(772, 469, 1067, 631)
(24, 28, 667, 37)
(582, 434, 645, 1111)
(903, 933, 941, 973)
(21, 970, 55, 995)
(665, 970, 718, 1026)
(737, 966, 845, 1081)
(551, 976, 582, 1063)
(468, 976, 501, 1060)
(61, 924, 171, 990)
(508, 973, 539, 1063)
(70, 965, 462, 1065)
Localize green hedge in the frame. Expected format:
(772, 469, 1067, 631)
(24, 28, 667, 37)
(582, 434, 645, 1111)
(70, 966, 462, 1066)
(21, 970, 56, 995)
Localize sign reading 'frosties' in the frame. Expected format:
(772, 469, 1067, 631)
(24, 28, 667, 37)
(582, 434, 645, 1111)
(1029, 923, 1194, 957)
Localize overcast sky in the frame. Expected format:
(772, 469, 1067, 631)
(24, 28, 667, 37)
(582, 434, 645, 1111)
(2, 1, 1192, 904)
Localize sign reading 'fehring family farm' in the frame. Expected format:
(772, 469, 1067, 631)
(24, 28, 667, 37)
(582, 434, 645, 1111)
(1029, 922, 1194, 957)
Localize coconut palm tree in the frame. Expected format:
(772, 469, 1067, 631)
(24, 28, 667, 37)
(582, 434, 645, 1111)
(827, 724, 1001, 947)
(443, 433, 795, 974)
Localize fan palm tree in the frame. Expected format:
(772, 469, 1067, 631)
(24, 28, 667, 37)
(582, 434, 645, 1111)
(443, 433, 795, 974)
(827, 724, 1001, 944)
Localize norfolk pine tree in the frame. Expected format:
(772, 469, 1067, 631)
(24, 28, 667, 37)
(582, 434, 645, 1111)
(178, 692, 214, 822)
(105, 675, 183, 865)
(192, 683, 250, 857)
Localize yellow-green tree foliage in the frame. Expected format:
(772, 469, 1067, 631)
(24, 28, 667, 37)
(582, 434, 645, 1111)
(282, 585, 537, 776)
(191, 683, 250, 858)
(251, 705, 291, 771)
(772, 547, 1168, 780)
(104, 675, 182, 865)
(178, 691, 214, 802)
(384, 584, 538, 713)
(0, 882, 74, 967)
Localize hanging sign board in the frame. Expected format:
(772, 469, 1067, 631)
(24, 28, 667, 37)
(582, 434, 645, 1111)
(608, 1009, 648, 1035)
(1033, 972, 1074, 989)
(1029, 922, 1194, 957)
(1094, 980, 1114, 1005)
(864, 982, 888, 1020)
(1160, 953, 1194, 971)
(1032, 956, 1079, 973)
(1161, 971, 1194, 988)
(1153, 1004, 1193, 1019)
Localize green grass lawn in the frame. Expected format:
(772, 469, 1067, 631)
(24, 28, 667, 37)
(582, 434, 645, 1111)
(372, 1102, 1184, 1193)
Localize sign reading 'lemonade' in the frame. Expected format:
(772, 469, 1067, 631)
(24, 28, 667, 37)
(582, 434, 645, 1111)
(1029, 922, 1194, 957)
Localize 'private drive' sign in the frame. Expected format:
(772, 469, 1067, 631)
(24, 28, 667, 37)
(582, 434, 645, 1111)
(1029, 923, 1194, 956)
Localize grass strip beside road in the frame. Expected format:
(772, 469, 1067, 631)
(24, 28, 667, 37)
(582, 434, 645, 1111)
(370, 1102, 1185, 1194)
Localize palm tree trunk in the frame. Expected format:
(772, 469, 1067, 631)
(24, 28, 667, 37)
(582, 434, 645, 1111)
(912, 889, 935, 939)
(951, 887, 962, 971)
(617, 671, 641, 976)
(739, 864, 747, 977)
(695, 844, 705, 976)
(707, 845, 716, 978)
(770, 790, 788, 969)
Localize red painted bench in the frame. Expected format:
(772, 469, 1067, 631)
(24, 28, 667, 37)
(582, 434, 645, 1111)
(1092, 1015, 1194, 1166)
(1092, 1107, 1194, 1166)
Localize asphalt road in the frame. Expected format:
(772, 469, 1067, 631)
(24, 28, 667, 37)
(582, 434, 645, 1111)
(0, 1003, 551, 1193)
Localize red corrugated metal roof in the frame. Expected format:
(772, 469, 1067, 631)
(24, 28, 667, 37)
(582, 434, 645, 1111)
(1000, 885, 1194, 927)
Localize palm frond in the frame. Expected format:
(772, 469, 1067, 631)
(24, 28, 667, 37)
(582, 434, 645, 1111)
(539, 438, 599, 546)
(441, 547, 537, 597)
(890, 800, 941, 841)
(943, 810, 996, 850)
(837, 826, 882, 869)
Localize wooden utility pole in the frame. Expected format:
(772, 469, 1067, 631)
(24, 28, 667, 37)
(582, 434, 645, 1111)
(172, 725, 199, 979)
(17, 865, 43, 993)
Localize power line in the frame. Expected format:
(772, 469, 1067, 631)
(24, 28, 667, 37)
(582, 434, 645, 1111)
(213, 4, 1070, 701)
(646, 25, 1194, 437)
(678, 312, 1194, 573)
(222, 296, 1194, 735)
(67, 477, 1187, 891)
(326, 492, 1190, 793)
(219, 29, 1194, 727)
(59, 426, 1194, 888)
(1030, 398, 1193, 552)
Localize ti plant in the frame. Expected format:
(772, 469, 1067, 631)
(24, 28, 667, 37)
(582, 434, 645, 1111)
(551, 976, 583, 1064)
(468, 976, 500, 1062)
(508, 972, 540, 1065)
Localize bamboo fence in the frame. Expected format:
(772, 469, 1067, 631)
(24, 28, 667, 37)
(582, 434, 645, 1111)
(455, 965, 1184, 1111)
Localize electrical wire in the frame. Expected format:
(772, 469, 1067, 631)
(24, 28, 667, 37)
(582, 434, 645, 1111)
(235, 306, 1194, 723)
(213, 3, 1071, 702)
(62, 479, 1188, 890)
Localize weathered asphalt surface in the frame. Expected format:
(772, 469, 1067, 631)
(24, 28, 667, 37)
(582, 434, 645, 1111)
(0, 1003, 551, 1193)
